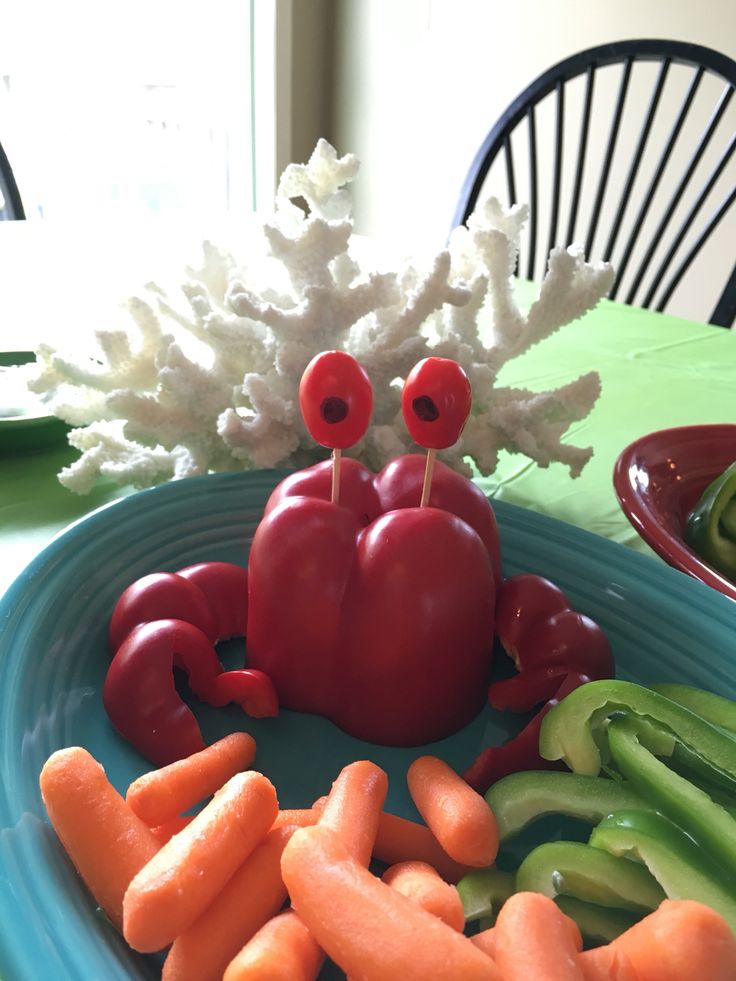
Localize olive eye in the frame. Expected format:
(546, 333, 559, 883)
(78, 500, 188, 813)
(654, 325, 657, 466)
(401, 358, 472, 449)
(299, 351, 373, 449)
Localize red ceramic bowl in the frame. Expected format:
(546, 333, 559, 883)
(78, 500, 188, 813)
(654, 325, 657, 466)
(613, 424, 736, 602)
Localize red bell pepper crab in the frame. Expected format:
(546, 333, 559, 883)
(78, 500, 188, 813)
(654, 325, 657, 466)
(246, 453, 501, 746)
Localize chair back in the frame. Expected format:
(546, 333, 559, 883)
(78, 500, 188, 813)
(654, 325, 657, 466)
(0, 139, 25, 221)
(452, 40, 736, 327)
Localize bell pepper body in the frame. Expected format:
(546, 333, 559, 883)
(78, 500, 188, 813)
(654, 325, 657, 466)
(684, 460, 736, 581)
(247, 491, 496, 745)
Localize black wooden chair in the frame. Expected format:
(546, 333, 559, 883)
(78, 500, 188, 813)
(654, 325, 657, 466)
(451, 40, 736, 328)
(0, 138, 25, 220)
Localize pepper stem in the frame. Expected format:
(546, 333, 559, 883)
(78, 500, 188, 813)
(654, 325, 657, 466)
(420, 448, 436, 507)
(331, 447, 342, 505)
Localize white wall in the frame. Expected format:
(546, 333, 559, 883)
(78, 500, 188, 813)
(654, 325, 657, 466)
(330, 0, 736, 323)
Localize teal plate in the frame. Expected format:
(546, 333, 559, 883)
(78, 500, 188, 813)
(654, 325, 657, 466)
(1, 470, 735, 980)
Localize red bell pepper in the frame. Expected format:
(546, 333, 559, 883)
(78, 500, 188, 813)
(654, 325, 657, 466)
(246, 454, 500, 746)
(489, 574, 613, 709)
(104, 562, 276, 765)
(463, 672, 591, 794)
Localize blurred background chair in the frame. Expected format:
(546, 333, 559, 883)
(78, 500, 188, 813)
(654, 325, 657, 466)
(452, 39, 736, 328)
(0, 138, 25, 220)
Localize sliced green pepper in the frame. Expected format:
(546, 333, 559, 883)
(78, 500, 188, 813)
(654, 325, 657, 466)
(554, 896, 639, 946)
(684, 460, 736, 580)
(589, 808, 736, 931)
(539, 679, 736, 780)
(650, 683, 736, 736)
(515, 840, 665, 912)
(606, 713, 736, 878)
(485, 770, 650, 842)
(456, 868, 515, 922)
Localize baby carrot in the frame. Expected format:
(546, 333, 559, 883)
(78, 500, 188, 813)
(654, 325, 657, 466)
(149, 815, 194, 845)
(318, 760, 388, 867)
(382, 860, 465, 931)
(123, 769, 278, 952)
(223, 910, 325, 981)
(600, 898, 736, 981)
(281, 824, 502, 981)
(39, 747, 160, 931)
(493, 891, 584, 981)
(578, 945, 639, 981)
(471, 927, 497, 959)
(126, 731, 256, 826)
(315, 792, 479, 882)
(273, 807, 320, 829)
(407, 755, 499, 867)
(373, 810, 476, 883)
(162, 815, 315, 981)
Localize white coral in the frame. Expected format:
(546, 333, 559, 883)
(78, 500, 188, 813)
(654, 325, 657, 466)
(28, 138, 614, 493)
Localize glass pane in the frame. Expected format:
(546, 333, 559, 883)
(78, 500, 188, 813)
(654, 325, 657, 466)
(0, 0, 255, 220)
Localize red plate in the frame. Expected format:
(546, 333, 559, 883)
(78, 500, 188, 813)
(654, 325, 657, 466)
(613, 424, 736, 602)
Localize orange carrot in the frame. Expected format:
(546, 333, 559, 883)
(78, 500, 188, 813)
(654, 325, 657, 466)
(149, 815, 194, 845)
(597, 898, 736, 981)
(272, 807, 319, 829)
(39, 747, 160, 931)
(578, 944, 639, 981)
(223, 910, 325, 981)
(373, 810, 476, 883)
(281, 824, 502, 981)
(382, 860, 465, 931)
(318, 760, 388, 867)
(493, 891, 584, 981)
(162, 816, 315, 981)
(123, 770, 278, 952)
(407, 755, 499, 867)
(315, 791, 478, 883)
(471, 927, 497, 959)
(126, 732, 256, 826)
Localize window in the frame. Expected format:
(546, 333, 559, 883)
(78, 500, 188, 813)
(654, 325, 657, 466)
(0, 0, 275, 221)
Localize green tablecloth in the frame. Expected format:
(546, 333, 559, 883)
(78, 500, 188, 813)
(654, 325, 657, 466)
(1, 294, 734, 599)
(478, 295, 735, 558)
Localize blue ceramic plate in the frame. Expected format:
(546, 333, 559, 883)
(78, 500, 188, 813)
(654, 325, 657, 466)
(1, 471, 735, 980)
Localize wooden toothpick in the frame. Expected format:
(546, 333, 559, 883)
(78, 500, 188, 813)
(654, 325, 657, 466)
(331, 447, 342, 505)
(419, 448, 436, 507)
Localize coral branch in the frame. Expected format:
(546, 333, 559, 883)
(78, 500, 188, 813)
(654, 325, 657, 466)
(28, 140, 613, 494)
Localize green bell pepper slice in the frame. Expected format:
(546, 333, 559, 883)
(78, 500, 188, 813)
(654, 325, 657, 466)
(590, 808, 736, 932)
(650, 683, 736, 736)
(684, 460, 736, 580)
(554, 896, 639, 946)
(456, 868, 515, 922)
(515, 840, 665, 912)
(539, 679, 736, 780)
(606, 713, 736, 876)
(485, 770, 650, 842)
